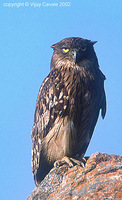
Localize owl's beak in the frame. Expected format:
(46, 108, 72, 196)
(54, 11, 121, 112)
(72, 50, 77, 64)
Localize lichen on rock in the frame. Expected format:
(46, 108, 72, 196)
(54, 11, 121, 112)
(27, 152, 122, 200)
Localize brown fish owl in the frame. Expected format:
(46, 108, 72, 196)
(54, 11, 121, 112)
(31, 37, 106, 185)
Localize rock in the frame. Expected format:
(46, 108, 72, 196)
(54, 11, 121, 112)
(27, 152, 122, 200)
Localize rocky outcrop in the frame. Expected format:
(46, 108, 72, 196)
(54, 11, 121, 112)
(27, 152, 122, 200)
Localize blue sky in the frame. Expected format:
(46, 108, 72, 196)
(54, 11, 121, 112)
(0, 0, 122, 199)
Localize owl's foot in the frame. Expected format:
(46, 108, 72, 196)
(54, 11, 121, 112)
(54, 156, 88, 168)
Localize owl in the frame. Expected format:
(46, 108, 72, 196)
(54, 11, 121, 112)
(31, 37, 106, 186)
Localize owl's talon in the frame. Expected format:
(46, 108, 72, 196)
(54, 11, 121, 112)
(54, 156, 87, 168)
(54, 156, 74, 168)
(70, 157, 86, 167)
(54, 160, 66, 167)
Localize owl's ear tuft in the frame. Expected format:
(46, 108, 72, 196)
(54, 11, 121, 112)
(91, 41, 97, 45)
(51, 44, 57, 50)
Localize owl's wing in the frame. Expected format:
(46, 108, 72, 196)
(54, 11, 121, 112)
(31, 68, 69, 175)
(31, 68, 69, 139)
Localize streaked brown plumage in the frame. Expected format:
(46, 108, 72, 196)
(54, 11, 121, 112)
(31, 37, 106, 185)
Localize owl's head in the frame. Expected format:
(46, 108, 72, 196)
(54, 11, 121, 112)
(51, 37, 98, 69)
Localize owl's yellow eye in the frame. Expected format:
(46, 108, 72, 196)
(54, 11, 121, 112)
(81, 47, 86, 51)
(62, 48, 70, 53)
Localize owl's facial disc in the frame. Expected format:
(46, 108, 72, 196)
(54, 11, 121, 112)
(61, 47, 78, 64)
